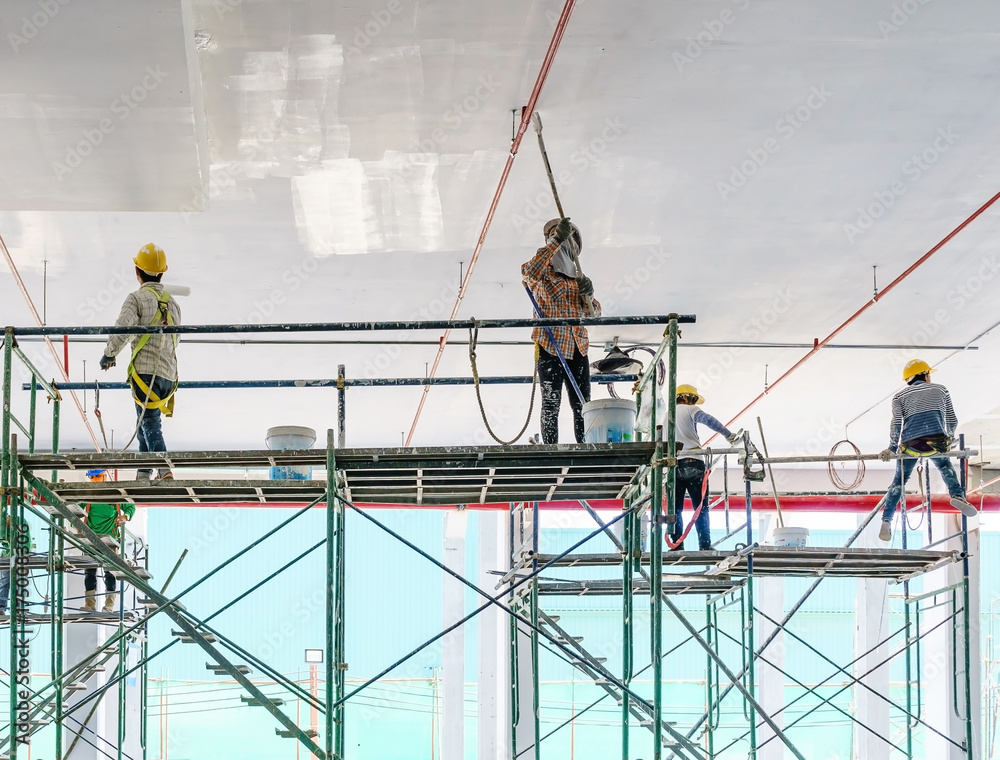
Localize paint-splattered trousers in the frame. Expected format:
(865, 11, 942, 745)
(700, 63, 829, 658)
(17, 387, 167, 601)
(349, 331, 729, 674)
(537, 346, 590, 444)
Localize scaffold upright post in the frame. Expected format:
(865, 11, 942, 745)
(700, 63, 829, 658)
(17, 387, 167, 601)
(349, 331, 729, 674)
(744, 465, 757, 757)
(650, 424, 664, 760)
(337, 364, 346, 447)
(326, 428, 337, 760)
(52, 514, 65, 760)
(960, 433, 974, 759)
(622, 501, 634, 759)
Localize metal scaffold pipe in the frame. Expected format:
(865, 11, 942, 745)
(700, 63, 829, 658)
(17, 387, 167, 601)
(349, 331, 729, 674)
(10, 314, 694, 337)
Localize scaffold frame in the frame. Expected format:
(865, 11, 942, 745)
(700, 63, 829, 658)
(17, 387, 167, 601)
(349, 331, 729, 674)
(0, 314, 985, 760)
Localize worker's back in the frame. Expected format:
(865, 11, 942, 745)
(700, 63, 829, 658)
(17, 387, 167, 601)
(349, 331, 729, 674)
(126, 284, 182, 381)
(892, 380, 956, 443)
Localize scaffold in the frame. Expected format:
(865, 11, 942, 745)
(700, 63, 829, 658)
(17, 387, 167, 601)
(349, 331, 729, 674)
(0, 313, 989, 760)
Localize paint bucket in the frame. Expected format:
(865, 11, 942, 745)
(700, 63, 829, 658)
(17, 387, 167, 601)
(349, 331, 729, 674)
(266, 425, 316, 480)
(769, 526, 809, 548)
(583, 398, 636, 444)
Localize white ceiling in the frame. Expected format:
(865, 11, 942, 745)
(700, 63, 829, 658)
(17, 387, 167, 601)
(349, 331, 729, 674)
(2, 0, 1000, 465)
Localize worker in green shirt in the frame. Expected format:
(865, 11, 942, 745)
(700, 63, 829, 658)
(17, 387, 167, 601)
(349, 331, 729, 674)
(82, 470, 135, 613)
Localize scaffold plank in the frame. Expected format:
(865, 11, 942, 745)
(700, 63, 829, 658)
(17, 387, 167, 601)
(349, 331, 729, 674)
(537, 576, 742, 596)
(533, 547, 960, 581)
(19, 443, 654, 505)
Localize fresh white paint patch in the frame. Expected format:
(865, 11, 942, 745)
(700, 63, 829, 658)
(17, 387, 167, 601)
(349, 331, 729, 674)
(292, 160, 382, 255)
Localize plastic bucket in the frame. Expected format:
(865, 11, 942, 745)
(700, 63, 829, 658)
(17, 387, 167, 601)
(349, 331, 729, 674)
(769, 526, 809, 548)
(583, 399, 636, 444)
(266, 425, 316, 480)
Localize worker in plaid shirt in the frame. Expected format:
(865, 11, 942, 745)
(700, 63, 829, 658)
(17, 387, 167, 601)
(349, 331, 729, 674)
(99, 244, 181, 480)
(522, 218, 601, 444)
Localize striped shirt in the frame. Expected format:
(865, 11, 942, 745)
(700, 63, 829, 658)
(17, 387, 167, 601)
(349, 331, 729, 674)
(522, 241, 601, 358)
(675, 405, 732, 454)
(888, 380, 958, 448)
(104, 284, 181, 381)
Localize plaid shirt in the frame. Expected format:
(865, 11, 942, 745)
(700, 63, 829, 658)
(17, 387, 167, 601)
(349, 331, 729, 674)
(104, 284, 181, 381)
(522, 241, 601, 358)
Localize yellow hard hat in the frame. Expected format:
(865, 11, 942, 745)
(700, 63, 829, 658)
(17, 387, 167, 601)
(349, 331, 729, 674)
(676, 384, 705, 404)
(134, 243, 168, 274)
(902, 359, 935, 382)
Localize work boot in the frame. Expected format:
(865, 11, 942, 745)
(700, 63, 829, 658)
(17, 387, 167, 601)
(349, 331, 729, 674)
(950, 496, 978, 518)
(878, 521, 892, 542)
(82, 591, 97, 612)
(155, 470, 174, 481)
(102, 593, 118, 613)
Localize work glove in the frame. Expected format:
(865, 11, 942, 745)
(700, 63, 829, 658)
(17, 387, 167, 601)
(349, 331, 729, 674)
(99, 354, 116, 371)
(726, 432, 742, 445)
(576, 275, 594, 298)
(878, 448, 894, 462)
(550, 217, 573, 245)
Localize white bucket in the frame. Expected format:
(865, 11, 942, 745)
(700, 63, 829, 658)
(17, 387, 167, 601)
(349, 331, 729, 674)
(583, 398, 636, 444)
(266, 425, 316, 480)
(770, 526, 809, 548)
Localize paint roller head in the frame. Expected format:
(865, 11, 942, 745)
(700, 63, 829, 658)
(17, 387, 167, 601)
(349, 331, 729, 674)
(163, 284, 191, 297)
(532, 111, 543, 134)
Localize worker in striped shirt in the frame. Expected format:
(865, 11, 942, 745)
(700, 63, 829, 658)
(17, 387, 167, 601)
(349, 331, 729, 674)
(522, 218, 600, 444)
(878, 359, 977, 542)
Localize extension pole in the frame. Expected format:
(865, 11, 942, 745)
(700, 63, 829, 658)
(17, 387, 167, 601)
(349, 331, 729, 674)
(531, 112, 595, 317)
(756, 417, 785, 528)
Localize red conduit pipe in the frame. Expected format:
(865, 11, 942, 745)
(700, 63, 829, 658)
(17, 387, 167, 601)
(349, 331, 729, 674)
(714, 188, 1000, 439)
(404, 0, 578, 446)
(0, 233, 102, 450)
(132, 493, 1000, 512)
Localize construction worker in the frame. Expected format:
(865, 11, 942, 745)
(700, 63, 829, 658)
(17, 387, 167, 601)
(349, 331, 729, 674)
(0, 514, 32, 617)
(99, 244, 181, 480)
(672, 385, 741, 551)
(878, 359, 977, 542)
(81, 470, 134, 613)
(522, 218, 600, 444)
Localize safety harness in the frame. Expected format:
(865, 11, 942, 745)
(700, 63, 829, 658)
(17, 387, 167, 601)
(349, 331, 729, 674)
(128, 286, 178, 417)
(899, 434, 951, 458)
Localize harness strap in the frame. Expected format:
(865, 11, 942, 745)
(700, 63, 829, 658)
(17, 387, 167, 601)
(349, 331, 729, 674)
(128, 286, 178, 416)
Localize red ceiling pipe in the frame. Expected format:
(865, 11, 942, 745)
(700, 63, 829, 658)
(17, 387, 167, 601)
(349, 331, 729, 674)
(138, 493, 1000, 512)
(405, 0, 578, 446)
(0, 233, 102, 450)
(716, 188, 1000, 437)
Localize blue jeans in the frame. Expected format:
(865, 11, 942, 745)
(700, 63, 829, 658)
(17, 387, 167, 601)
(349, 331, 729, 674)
(671, 459, 712, 550)
(132, 374, 175, 478)
(882, 454, 964, 522)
